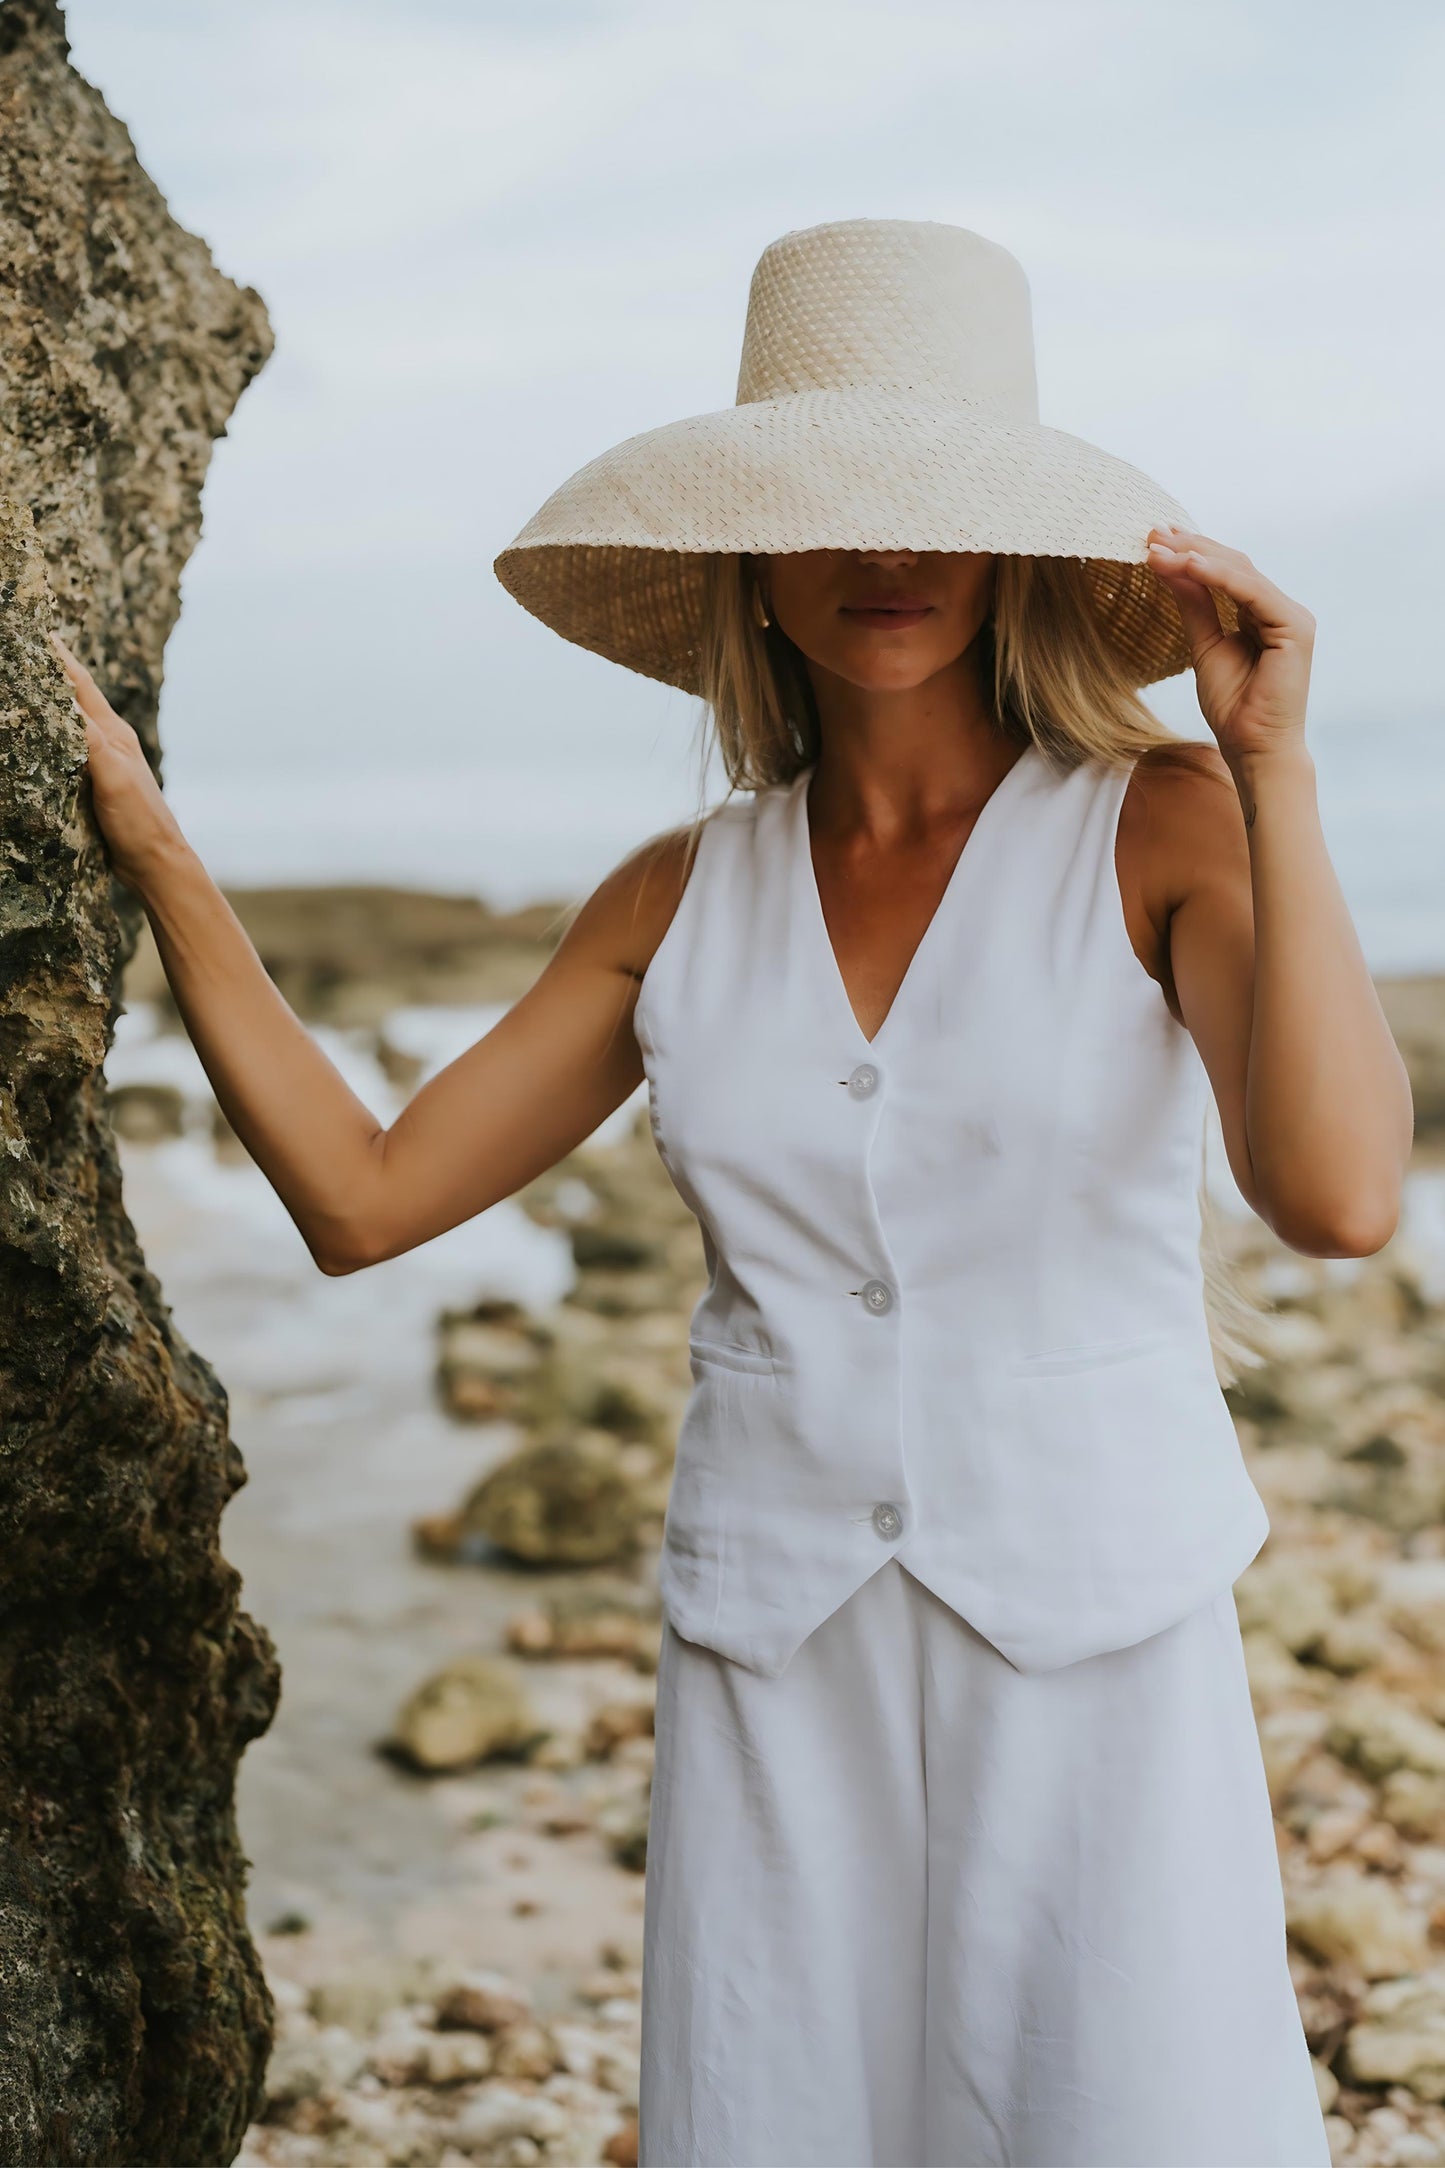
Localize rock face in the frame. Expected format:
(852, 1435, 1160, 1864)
(0, 6, 279, 2163)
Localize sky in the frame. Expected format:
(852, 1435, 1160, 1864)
(59, 0, 1445, 905)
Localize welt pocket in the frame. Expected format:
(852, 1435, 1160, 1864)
(1003, 1329, 1178, 1378)
(688, 1336, 779, 1378)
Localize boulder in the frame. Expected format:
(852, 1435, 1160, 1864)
(1341, 1966, 1445, 2099)
(263, 2022, 368, 2109)
(1379, 1769, 1445, 1844)
(390, 1656, 539, 1773)
(434, 1970, 534, 2035)
(437, 1299, 551, 1421)
(1327, 1687, 1445, 1782)
(1286, 1868, 1431, 1978)
(1234, 1556, 1340, 1656)
(460, 1437, 645, 1566)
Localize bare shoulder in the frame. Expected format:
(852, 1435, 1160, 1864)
(1118, 737, 1249, 913)
(549, 816, 706, 987)
(1115, 739, 1250, 1015)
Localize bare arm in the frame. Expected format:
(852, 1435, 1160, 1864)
(1130, 528, 1414, 1257)
(48, 632, 695, 1276)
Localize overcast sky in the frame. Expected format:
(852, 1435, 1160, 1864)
(59, 0, 1445, 894)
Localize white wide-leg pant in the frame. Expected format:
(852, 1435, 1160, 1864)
(638, 1559, 1330, 2168)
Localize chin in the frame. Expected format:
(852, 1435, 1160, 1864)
(828, 649, 952, 693)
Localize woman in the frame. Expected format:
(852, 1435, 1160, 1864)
(54, 219, 1407, 2167)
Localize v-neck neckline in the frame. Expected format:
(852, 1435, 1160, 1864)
(794, 741, 1036, 1053)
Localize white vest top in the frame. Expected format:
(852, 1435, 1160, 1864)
(633, 741, 1270, 1679)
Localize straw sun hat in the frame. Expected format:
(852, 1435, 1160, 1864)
(494, 217, 1232, 691)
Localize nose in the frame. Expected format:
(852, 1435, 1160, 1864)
(856, 549, 920, 569)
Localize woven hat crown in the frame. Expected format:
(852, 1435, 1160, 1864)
(736, 219, 1040, 423)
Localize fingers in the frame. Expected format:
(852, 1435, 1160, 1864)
(1151, 557, 1225, 654)
(1146, 525, 1312, 641)
(47, 629, 121, 725)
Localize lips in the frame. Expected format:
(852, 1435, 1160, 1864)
(840, 595, 934, 627)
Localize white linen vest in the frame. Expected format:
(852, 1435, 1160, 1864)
(633, 741, 1270, 1679)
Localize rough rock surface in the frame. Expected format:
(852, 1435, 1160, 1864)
(0, 4, 278, 2161)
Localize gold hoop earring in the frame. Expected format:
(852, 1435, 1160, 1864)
(752, 584, 771, 631)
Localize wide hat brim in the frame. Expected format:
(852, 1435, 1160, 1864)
(494, 386, 1234, 693)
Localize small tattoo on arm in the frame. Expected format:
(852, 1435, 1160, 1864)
(1241, 794, 1257, 831)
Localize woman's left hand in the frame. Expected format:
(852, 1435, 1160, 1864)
(1146, 525, 1314, 764)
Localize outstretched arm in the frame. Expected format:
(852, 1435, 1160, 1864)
(50, 632, 695, 1276)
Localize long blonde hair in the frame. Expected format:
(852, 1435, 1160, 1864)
(676, 549, 1266, 1386)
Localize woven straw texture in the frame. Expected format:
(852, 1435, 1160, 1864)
(494, 220, 1230, 690)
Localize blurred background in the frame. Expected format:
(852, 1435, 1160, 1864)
(59, 5, 1445, 2163)
(66, 0, 1445, 952)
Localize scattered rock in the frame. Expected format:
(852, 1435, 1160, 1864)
(1380, 1770, 1445, 1843)
(504, 1589, 663, 1670)
(458, 1438, 646, 1567)
(1327, 1688, 1445, 1783)
(437, 1299, 552, 1421)
(1313, 2055, 1341, 2113)
(390, 1656, 541, 1773)
(263, 2023, 368, 2110)
(1287, 1869, 1431, 1979)
(1235, 1557, 1341, 1656)
(604, 2114, 640, 2165)
(434, 1972, 534, 2035)
(585, 1701, 655, 1761)
(449, 2084, 571, 2154)
(600, 1802, 651, 1875)
(107, 1082, 187, 1142)
(1341, 1968, 1445, 2100)
(490, 2018, 562, 2081)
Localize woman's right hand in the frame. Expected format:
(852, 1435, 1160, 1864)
(49, 629, 187, 890)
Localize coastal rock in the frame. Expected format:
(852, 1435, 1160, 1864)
(604, 2117, 642, 2166)
(1341, 1967, 1445, 2100)
(1242, 1627, 1331, 1705)
(107, 1081, 187, 1142)
(1327, 1688, 1445, 1783)
(460, 1438, 645, 1566)
(0, 7, 279, 2156)
(1379, 1770, 1445, 1845)
(1257, 1708, 1335, 1803)
(1287, 1868, 1431, 1978)
(505, 1589, 663, 1669)
(1312, 2056, 1340, 2112)
(1380, 1561, 1445, 1657)
(263, 2023, 368, 2109)
(449, 2085, 570, 2153)
(1235, 1557, 1341, 1656)
(490, 2019, 563, 2081)
(437, 1299, 552, 1421)
(1318, 1610, 1401, 1676)
(391, 1656, 539, 1773)
(435, 1972, 534, 2035)
(585, 1700, 656, 1761)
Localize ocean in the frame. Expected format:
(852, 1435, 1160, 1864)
(164, 710, 1443, 977)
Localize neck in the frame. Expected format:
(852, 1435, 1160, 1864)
(803, 637, 1019, 825)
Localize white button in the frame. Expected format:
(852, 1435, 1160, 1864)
(859, 1277, 894, 1315)
(872, 1502, 903, 1541)
(847, 1062, 880, 1100)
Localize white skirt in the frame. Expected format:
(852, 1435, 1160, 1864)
(638, 1558, 1331, 2168)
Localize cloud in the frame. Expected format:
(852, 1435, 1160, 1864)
(59, 0, 1445, 893)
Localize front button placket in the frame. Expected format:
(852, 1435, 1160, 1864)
(858, 1277, 894, 1315)
(871, 1501, 903, 1541)
(846, 1061, 880, 1101)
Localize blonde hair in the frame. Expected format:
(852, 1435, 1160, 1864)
(677, 549, 1266, 1386)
